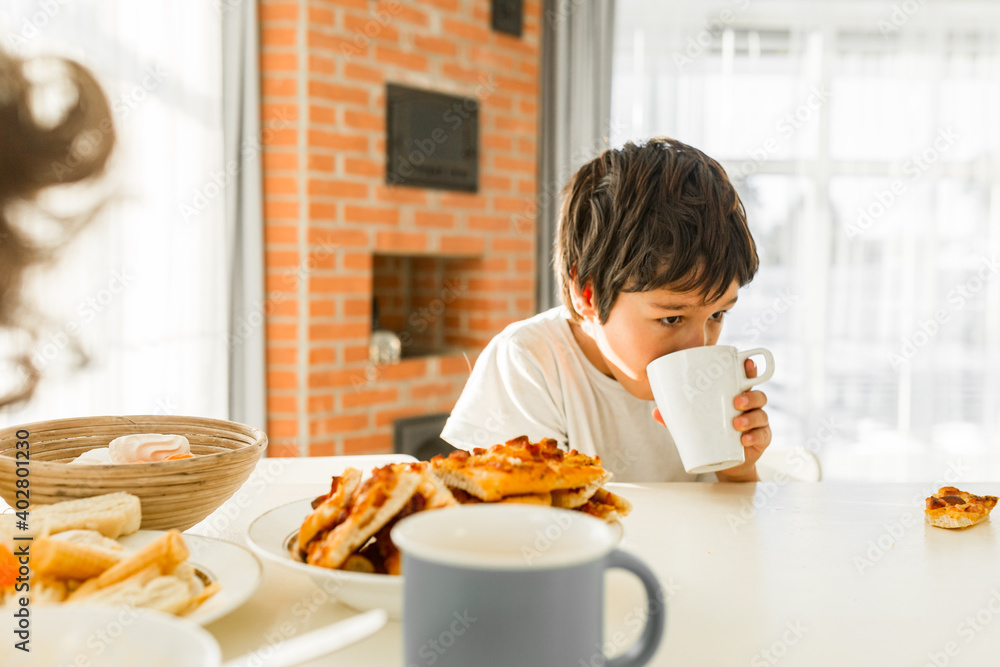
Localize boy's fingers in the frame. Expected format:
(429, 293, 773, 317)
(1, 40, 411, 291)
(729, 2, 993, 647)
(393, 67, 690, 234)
(744, 358, 757, 379)
(735, 390, 768, 411)
(733, 408, 768, 432)
(741, 425, 771, 448)
(652, 407, 666, 427)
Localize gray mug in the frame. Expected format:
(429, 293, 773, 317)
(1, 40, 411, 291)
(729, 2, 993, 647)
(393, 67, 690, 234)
(391, 504, 666, 667)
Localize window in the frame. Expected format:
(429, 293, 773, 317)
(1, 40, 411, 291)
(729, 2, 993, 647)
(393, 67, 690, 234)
(612, 0, 1000, 480)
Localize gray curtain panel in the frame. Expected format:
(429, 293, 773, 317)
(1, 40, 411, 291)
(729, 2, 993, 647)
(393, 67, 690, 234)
(537, 0, 617, 312)
(222, 2, 266, 430)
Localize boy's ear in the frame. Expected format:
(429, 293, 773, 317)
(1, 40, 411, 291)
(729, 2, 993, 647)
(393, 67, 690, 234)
(569, 279, 599, 320)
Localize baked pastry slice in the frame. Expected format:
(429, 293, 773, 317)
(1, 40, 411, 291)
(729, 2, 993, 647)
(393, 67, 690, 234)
(925, 486, 998, 529)
(298, 467, 363, 552)
(430, 436, 609, 502)
(306, 464, 421, 569)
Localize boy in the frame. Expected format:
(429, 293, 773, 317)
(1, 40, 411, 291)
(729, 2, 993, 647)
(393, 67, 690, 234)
(441, 137, 770, 482)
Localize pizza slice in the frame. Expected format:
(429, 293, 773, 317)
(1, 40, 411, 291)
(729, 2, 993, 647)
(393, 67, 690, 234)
(578, 488, 633, 523)
(430, 436, 610, 502)
(298, 467, 363, 552)
(306, 464, 421, 569)
(925, 486, 998, 529)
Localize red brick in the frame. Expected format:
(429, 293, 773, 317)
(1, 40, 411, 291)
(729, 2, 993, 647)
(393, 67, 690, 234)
(345, 157, 383, 178)
(343, 252, 373, 270)
(375, 185, 427, 205)
(260, 3, 298, 21)
(468, 215, 511, 232)
(343, 434, 392, 454)
(310, 300, 336, 317)
(309, 6, 334, 25)
(263, 151, 298, 171)
(268, 371, 297, 390)
(310, 348, 336, 367)
(264, 201, 298, 220)
(308, 179, 369, 198)
(268, 395, 298, 413)
(440, 235, 486, 254)
(377, 231, 428, 252)
(318, 414, 371, 434)
(439, 193, 487, 209)
(261, 52, 298, 72)
(439, 355, 473, 375)
(409, 381, 457, 399)
(492, 237, 533, 253)
(375, 46, 428, 72)
(343, 62, 383, 83)
(483, 134, 512, 151)
(342, 388, 398, 409)
(375, 407, 428, 428)
(308, 228, 370, 247)
(344, 345, 369, 363)
(308, 395, 335, 412)
(414, 35, 456, 56)
(344, 109, 383, 131)
(309, 81, 369, 105)
(309, 276, 370, 294)
(262, 28, 297, 46)
(308, 441, 336, 456)
(494, 155, 535, 173)
(380, 1, 429, 25)
(345, 205, 399, 225)
(309, 130, 367, 152)
(415, 211, 454, 229)
(443, 18, 489, 42)
(343, 14, 400, 42)
(267, 444, 299, 458)
(308, 55, 336, 76)
(262, 77, 296, 97)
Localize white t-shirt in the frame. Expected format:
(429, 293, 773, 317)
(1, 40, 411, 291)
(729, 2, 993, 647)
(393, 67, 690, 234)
(441, 307, 706, 483)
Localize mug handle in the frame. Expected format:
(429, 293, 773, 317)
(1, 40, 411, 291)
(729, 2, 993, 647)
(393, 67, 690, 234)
(605, 549, 666, 667)
(737, 348, 774, 392)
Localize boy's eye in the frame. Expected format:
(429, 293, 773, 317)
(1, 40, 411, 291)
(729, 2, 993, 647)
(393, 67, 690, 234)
(659, 316, 683, 326)
(710, 310, 727, 321)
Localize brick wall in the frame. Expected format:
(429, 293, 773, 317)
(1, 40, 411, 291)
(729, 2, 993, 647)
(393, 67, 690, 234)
(260, 0, 542, 457)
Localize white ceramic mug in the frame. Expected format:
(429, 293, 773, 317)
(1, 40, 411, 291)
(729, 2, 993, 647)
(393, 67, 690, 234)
(646, 345, 774, 474)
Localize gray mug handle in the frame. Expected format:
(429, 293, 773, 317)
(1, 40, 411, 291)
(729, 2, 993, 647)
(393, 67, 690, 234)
(605, 549, 667, 667)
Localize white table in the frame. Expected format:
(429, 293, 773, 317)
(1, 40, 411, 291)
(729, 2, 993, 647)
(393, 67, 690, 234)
(188, 458, 1000, 666)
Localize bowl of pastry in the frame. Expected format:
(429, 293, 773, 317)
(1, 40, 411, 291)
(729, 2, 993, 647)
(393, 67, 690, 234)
(0, 415, 267, 530)
(246, 437, 630, 618)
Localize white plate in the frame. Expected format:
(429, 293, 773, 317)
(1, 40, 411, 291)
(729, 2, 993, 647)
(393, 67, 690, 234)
(119, 531, 263, 625)
(246, 498, 404, 617)
(1, 606, 220, 666)
(245, 498, 624, 620)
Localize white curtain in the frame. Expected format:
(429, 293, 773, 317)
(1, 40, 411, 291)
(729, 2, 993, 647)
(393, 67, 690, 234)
(612, 0, 1000, 480)
(0, 2, 229, 425)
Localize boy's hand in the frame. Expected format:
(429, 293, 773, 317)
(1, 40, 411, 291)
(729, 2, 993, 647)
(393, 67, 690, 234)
(651, 358, 771, 483)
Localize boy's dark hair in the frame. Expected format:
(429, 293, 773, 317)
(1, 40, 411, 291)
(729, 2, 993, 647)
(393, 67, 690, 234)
(555, 137, 758, 323)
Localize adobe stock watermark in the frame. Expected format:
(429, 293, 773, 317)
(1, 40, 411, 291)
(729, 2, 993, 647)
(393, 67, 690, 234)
(521, 509, 574, 565)
(30, 268, 136, 370)
(578, 578, 682, 667)
(888, 256, 998, 369)
(921, 589, 1000, 667)
(508, 119, 628, 235)
(853, 459, 968, 576)
(5, 0, 72, 51)
(878, 0, 927, 36)
(739, 290, 799, 344)
(407, 611, 477, 667)
(51, 63, 168, 181)
(731, 87, 831, 180)
(340, 1, 403, 61)
(728, 417, 840, 533)
(673, 0, 752, 70)
(351, 278, 465, 390)
(844, 127, 959, 239)
(179, 107, 295, 222)
(750, 620, 809, 667)
(227, 240, 339, 347)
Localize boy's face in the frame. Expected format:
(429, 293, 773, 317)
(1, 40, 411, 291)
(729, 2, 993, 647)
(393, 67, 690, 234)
(576, 280, 740, 401)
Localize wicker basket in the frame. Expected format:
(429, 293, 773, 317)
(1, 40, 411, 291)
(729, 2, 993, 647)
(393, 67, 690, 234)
(0, 415, 267, 531)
